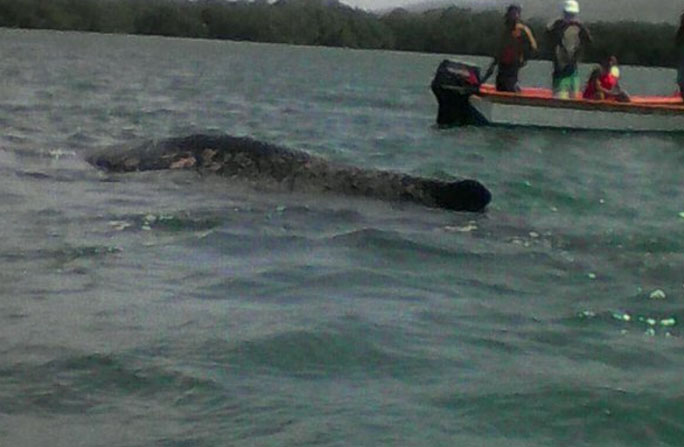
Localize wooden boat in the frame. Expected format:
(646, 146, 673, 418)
(431, 60, 684, 133)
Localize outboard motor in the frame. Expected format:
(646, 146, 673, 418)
(430, 60, 481, 126)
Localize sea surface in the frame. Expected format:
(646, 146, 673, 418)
(1, 28, 683, 447)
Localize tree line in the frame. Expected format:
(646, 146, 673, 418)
(0, 0, 679, 67)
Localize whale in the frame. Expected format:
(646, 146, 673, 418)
(87, 134, 491, 212)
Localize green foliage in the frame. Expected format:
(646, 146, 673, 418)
(0, 0, 677, 67)
(585, 21, 677, 67)
(132, 1, 207, 38)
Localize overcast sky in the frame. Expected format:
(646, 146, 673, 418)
(340, 0, 422, 9)
(337, 0, 681, 23)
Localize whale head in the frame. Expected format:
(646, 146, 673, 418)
(429, 179, 491, 212)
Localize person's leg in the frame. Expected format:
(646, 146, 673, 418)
(554, 75, 570, 99)
(495, 75, 507, 92)
(497, 76, 519, 92)
(569, 72, 581, 99)
(496, 66, 519, 92)
(552, 75, 562, 98)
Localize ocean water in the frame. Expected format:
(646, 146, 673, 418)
(1, 28, 683, 446)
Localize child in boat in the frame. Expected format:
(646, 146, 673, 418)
(582, 56, 630, 102)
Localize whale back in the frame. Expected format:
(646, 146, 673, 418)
(87, 134, 491, 212)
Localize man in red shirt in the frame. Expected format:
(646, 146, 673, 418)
(483, 4, 538, 92)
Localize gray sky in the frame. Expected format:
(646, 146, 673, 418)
(341, 0, 422, 9)
(338, 0, 681, 23)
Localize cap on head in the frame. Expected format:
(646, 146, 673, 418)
(563, 0, 580, 14)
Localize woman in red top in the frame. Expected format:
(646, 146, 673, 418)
(583, 56, 630, 101)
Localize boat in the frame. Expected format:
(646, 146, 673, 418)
(431, 59, 684, 133)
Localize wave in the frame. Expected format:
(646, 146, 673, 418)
(0, 352, 223, 416)
(433, 384, 684, 445)
(199, 321, 449, 379)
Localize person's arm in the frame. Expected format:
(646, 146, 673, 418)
(593, 74, 625, 99)
(545, 19, 557, 34)
(579, 23, 593, 45)
(545, 20, 559, 41)
(603, 80, 630, 101)
(596, 79, 610, 98)
(607, 81, 626, 97)
(522, 24, 538, 54)
(482, 58, 498, 84)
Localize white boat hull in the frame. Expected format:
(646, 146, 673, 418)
(469, 95, 684, 133)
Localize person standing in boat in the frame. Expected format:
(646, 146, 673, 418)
(546, 0, 592, 99)
(676, 12, 684, 100)
(483, 4, 538, 92)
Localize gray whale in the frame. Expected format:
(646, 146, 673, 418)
(87, 134, 491, 212)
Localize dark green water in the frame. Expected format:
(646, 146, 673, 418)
(0, 29, 682, 446)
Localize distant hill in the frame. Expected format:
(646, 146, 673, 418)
(0, 0, 677, 66)
(385, 0, 681, 24)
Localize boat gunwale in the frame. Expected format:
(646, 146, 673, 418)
(467, 88, 684, 115)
